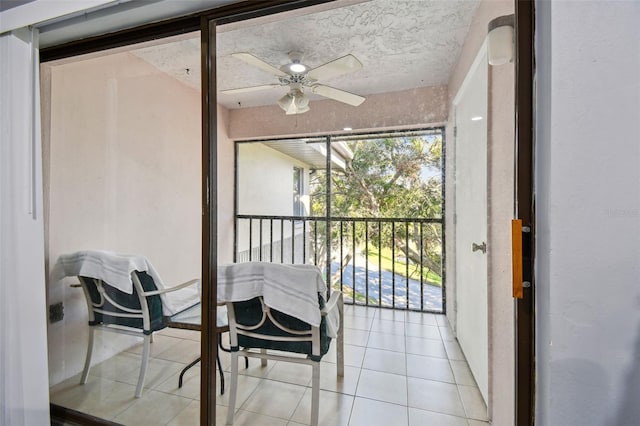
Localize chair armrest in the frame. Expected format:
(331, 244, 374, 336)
(321, 291, 343, 316)
(142, 278, 200, 296)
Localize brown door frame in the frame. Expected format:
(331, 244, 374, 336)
(514, 1, 535, 425)
(42, 1, 536, 424)
(200, 3, 333, 423)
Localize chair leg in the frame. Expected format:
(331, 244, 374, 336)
(219, 334, 248, 369)
(226, 352, 239, 425)
(80, 327, 95, 385)
(260, 348, 267, 367)
(337, 320, 345, 377)
(217, 353, 225, 395)
(311, 361, 320, 426)
(135, 334, 151, 398)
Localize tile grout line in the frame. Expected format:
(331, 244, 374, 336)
(404, 313, 411, 426)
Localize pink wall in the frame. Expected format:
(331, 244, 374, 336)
(486, 56, 515, 426)
(45, 52, 202, 385)
(217, 104, 235, 264)
(448, 0, 514, 106)
(227, 85, 448, 140)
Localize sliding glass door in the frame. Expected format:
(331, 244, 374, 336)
(44, 31, 205, 424)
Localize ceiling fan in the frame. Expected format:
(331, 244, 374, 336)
(222, 51, 365, 115)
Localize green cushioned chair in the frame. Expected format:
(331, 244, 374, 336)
(225, 291, 344, 426)
(77, 271, 198, 398)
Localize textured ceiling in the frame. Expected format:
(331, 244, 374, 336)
(131, 0, 480, 110)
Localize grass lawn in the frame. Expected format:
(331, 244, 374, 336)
(365, 246, 442, 286)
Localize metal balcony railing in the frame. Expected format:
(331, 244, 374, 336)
(235, 215, 444, 313)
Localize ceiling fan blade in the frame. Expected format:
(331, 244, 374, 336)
(221, 84, 282, 94)
(311, 84, 365, 107)
(307, 54, 363, 81)
(231, 52, 287, 77)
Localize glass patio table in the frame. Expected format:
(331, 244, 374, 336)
(166, 303, 230, 392)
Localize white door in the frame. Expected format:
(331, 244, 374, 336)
(453, 46, 489, 403)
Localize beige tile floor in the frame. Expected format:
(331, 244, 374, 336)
(50, 306, 489, 426)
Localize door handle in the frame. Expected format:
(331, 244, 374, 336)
(512, 219, 523, 298)
(512, 219, 532, 299)
(472, 242, 487, 254)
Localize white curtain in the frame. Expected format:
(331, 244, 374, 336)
(0, 27, 50, 426)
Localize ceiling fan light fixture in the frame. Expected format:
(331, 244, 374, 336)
(289, 63, 307, 73)
(286, 51, 307, 74)
(278, 90, 310, 115)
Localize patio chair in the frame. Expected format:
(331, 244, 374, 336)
(53, 251, 199, 398)
(220, 262, 344, 426)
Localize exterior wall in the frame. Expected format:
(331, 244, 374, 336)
(45, 52, 201, 385)
(445, 0, 515, 423)
(236, 142, 311, 260)
(535, 2, 640, 424)
(228, 85, 448, 140)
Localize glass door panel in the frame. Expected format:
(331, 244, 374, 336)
(44, 31, 203, 424)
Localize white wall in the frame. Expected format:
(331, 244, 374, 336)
(237, 143, 311, 217)
(535, 1, 640, 424)
(0, 28, 51, 426)
(45, 51, 202, 385)
(0, 0, 114, 34)
(236, 142, 310, 256)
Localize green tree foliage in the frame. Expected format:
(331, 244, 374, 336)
(311, 134, 443, 278)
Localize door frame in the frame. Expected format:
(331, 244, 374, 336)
(514, 1, 535, 424)
(40, 1, 536, 424)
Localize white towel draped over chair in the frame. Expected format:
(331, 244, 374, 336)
(51, 250, 200, 398)
(221, 262, 344, 426)
(52, 250, 200, 315)
(217, 262, 340, 338)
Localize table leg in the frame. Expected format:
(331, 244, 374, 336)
(178, 357, 201, 388)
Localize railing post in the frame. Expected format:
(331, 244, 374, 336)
(259, 219, 263, 261)
(313, 220, 318, 265)
(352, 220, 356, 305)
(391, 221, 395, 309)
(340, 221, 344, 295)
(325, 136, 332, 296)
(302, 219, 307, 264)
(405, 221, 409, 310)
(378, 221, 382, 308)
(249, 218, 253, 261)
(270, 219, 273, 263)
(234, 215, 444, 313)
(365, 219, 369, 305)
(291, 219, 295, 264)
(280, 219, 284, 263)
(420, 221, 424, 311)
